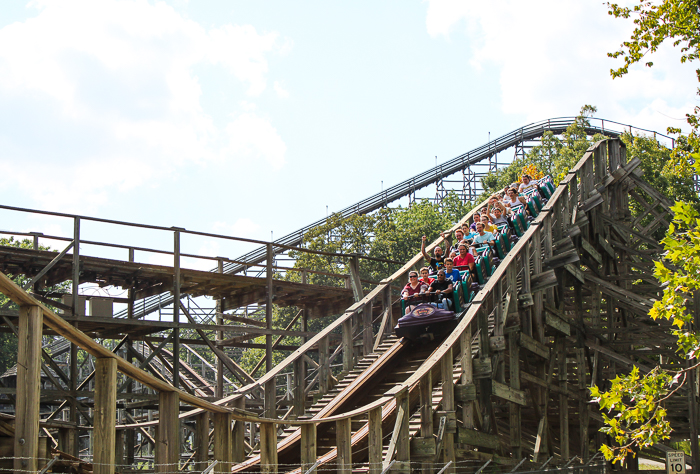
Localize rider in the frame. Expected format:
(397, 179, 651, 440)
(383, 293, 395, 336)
(443, 258, 462, 283)
(419, 267, 434, 286)
(402, 271, 428, 314)
(453, 243, 476, 272)
(421, 236, 445, 273)
(518, 174, 537, 194)
(429, 269, 453, 310)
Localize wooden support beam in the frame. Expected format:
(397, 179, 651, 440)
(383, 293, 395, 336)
(348, 255, 363, 302)
(195, 411, 210, 471)
(156, 391, 180, 474)
(363, 302, 373, 356)
(293, 357, 306, 417)
(368, 407, 382, 474)
(336, 418, 352, 474)
(213, 412, 232, 474)
(396, 390, 411, 472)
(342, 318, 353, 373)
(264, 378, 276, 419)
(232, 397, 246, 463)
(14, 305, 43, 474)
(94, 358, 117, 474)
(576, 348, 589, 460)
(319, 336, 330, 394)
(420, 372, 433, 474)
(460, 326, 474, 429)
(557, 338, 569, 460)
(301, 423, 317, 474)
(115, 429, 125, 470)
(509, 333, 522, 459)
(441, 349, 456, 473)
(260, 422, 278, 474)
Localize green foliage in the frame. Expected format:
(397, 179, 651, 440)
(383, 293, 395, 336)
(607, 1, 699, 80)
(591, 367, 675, 463)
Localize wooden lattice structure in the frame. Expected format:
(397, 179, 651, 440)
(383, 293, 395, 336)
(0, 137, 696, 474)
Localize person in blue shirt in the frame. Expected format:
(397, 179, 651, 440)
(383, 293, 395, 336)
(443, 258, 462, 283)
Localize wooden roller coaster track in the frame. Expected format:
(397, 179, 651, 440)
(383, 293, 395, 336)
(0, 136, 694, 474)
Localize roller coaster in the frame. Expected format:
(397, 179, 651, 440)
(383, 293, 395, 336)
(0, 119, 694, 474)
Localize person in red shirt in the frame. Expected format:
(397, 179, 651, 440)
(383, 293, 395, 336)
(452, 243, 476, 272)
(419, 267, 434, 286)
(401, 271, 428, 314)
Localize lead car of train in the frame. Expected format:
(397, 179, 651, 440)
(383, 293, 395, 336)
(395, 176, 554, 343)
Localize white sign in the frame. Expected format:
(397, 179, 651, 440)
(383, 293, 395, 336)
(667, 451, 686, 474)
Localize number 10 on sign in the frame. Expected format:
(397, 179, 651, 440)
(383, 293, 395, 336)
(667, 451, 686, 474)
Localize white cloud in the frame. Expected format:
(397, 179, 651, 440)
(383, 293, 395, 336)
(425, 0, 698, 134)
(273, 81, 289, 99)
(0, 0, 289, 213)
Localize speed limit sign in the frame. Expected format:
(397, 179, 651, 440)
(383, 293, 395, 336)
(667, 451, 686, 474)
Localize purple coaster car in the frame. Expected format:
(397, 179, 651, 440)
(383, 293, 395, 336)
(395, 303, 458, 342)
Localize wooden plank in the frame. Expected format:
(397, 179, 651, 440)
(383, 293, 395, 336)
(368, 407, 382, 474)
(518, 333, 549, 359)
(457, 428, 500, 449)
(411, 437, 436, 457)
(597, 235, 615, 258)
(564, 264, 585, 284)
(336, 418, 352, 474)
(14, 305, 43, 474)
(580, 238, 602, 264)
(492, 380, 527, 406)
(454, 383, 476, 402)
(530, 270, 558, 293)
(544, 306, 571, 336)
(94, 358, 117, 474)
(543, 248, 579, 269)
(260, 422, 278, 474)
(156, 391, 180, 474)
(301, 423, 317, 474)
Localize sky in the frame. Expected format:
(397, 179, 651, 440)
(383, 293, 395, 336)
(0, 0, 697, 269)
